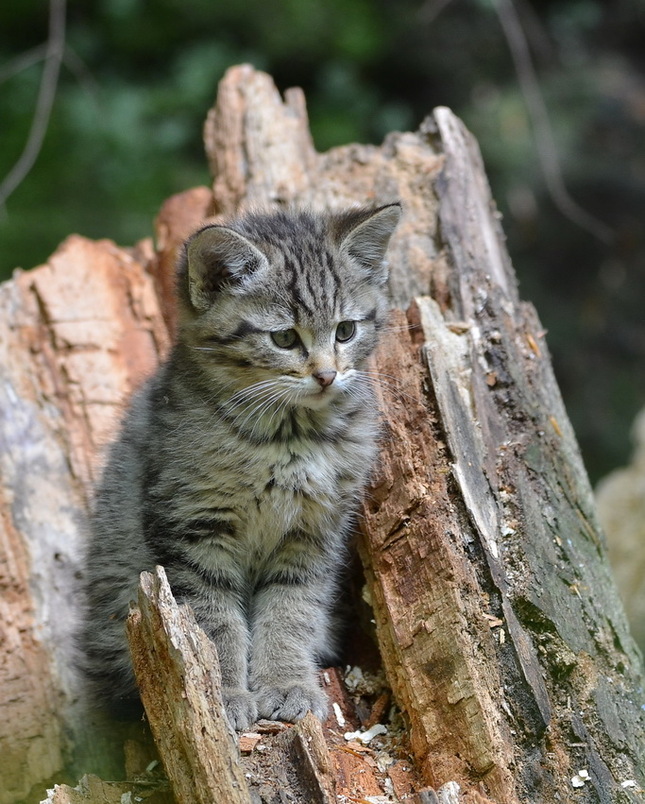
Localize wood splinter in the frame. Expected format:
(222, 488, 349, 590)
(126, 565, 252, 804)
(125, 565, 338, 804)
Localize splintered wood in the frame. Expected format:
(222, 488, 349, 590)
(0, 235, 170, 803)
(126, 568, 417, 804)
(360, 312, 517, 798)
(126, 566, 251, 804)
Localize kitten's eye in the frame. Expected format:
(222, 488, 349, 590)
(271, 328, 299, 349)
(335, 321, 356, 343)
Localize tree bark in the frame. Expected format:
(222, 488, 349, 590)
(126, 567, 252, 804)
(0, 64, 643, 804)
(127, 566, 347, 804)
(0, 236, 169, 803)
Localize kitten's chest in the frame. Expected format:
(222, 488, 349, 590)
(177, 413, 373, 557)
(243, 442, 345, 547)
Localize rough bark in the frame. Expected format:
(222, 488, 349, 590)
(0, 236, 169, 803)
(416, 110, 645, 799)
(126, 566, 417, 804)
(0, 63, 643, 804)
(126, 567, 252, 804)
(200, 66, 645, 799)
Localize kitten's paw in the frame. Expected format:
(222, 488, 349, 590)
(254, 683, 328, 723)
(222, 688, 258, 731)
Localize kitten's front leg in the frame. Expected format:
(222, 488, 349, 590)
(168, 567, 258, 730)
(249, 537, 336, 722)
(250, 585, 330, 722)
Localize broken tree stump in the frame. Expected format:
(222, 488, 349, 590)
(126, 566, 251, 804)
(0, 64, 642, 804)
(357, 108, 645, 801)
(0, 236, 169, 803)
(127, 567, 369, 804)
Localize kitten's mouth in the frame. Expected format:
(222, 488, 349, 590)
(299, 384, 338, 408)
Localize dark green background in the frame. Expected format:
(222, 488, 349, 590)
(1, 0, 644, 482)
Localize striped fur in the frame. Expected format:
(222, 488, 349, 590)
(82, 204, 401, 729)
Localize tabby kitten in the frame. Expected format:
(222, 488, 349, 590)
(83, 203, 401, 730)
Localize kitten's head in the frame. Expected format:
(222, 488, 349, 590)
(176, 204, 401, 412)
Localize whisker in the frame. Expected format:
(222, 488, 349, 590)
(360, 369, 408, 383)
(228, 388, 285, 432)
(224, 384, 285, 421)
(253, 390, 294, 441)
(253, 391, 298, 441)
(229, 384, 295, 439)
(343, 389, 373, 413)
(355, 370, 419, 405)
(380, 322, 422, 334)
(226, 378, 285, 404)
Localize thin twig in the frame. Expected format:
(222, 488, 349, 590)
(417, 0, 613, 243)
(512, 0, 554, 64)
(63, 46, 102, 113)
(0, 44, 48, 86)
(492, 0, 613, 243)
(0, 0, 67, 209)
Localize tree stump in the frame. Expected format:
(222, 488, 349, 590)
(0, 64, 643, 804)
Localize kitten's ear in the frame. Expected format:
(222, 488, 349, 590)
(336, 203, 401, 284)
(184, 225, 268, 310)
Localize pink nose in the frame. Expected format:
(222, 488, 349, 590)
(313, 369, 337, 388)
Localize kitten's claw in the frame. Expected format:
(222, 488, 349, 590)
(223, 688, 258, 731)
(254, 683, 328, 723)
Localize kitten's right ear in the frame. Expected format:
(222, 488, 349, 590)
(184, 225, 269, 310)
(335, 203, 402, 285)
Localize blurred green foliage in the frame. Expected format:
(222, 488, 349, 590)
(1, 0, 644, 481)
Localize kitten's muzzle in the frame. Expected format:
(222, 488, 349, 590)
(313, 369, 337, 388)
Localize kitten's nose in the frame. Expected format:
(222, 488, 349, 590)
(313, 369, 337, 388)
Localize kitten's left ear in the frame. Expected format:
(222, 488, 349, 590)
(185, 225, 269, 310)
(336, 202, 401, 284)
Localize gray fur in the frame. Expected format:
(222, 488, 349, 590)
(82, 204, 401, 729)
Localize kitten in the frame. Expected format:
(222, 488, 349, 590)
(82, 203, 401, 730)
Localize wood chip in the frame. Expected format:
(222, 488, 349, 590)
(339, 741, 375, 755)
(482, 614, 504, 628)
(239, 733, 263, 754)
(549, 416, 563, 437)
(526, 332, 541, 357)
(365, 691, 390, 730)
(255, 719, 289, 734)
(447, 321, 471, 334)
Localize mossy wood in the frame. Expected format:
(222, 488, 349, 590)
(0, 65, 642, 804)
